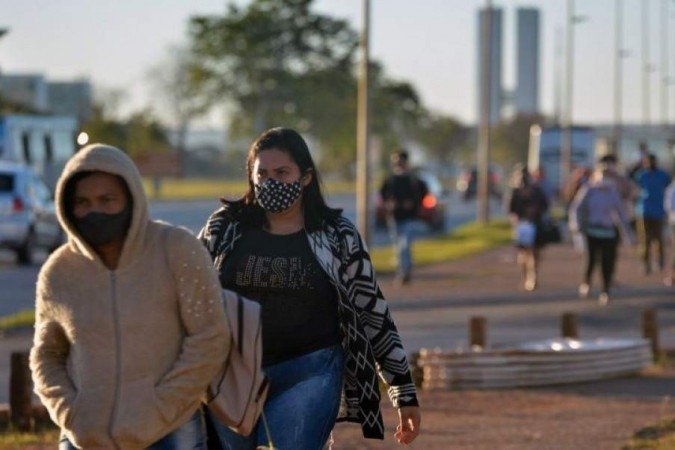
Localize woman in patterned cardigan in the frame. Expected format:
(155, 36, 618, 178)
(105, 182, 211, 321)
(199, 128, 420, 449)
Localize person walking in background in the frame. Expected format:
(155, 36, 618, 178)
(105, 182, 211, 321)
(379, 150, 428, 285)
(562, 166, 592, 208)
(30, 144, 230, 449)
(599, 153, 639, 216)
(199, 128, 420, 449)
(634, 153, 672, 275)
(532, 166, 555, 204)
(627, 142, 651, 181)
(569, 167, 634, 305)
(664, 178, 675, 286)
(506, 165, 549, 291)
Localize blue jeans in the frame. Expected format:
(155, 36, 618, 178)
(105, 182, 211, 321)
(208, 345, 344, 450)
(59, 410, 206, 450)
(389, 219, 424, 275)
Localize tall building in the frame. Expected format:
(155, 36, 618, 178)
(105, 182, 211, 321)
(47, 80, 93, 123)
(515, 8, 540, 115)
(477, 7, 503, 125)
(0, 74, 92, 123)
(0, 74, 49, 112)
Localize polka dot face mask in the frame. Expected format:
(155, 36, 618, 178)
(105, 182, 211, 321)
(254, 178, 303, 213)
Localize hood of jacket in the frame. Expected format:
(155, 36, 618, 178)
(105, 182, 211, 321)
(54, 143, 149, 269)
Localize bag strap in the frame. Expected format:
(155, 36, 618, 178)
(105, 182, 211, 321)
(260, 411, 275, 449)
(236, 294, 244, 354)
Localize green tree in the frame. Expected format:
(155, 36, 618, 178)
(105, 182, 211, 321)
(148, 45, 211, 175)
(491, 113, 547, 168)
(125, 110, 172, 157)
(417, 114, 469, 165)
(188, 0, 442, 175)
(81, 105, 171, 158)
(188, 0, 357, 135)
(81, 104, 127, 150)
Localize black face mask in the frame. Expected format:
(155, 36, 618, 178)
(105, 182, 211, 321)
(74, 206, 132, 247)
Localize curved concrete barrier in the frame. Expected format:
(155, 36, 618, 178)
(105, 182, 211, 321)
(419, 338, 652, 390)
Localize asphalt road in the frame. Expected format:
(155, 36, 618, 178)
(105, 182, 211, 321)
(0, 193, 499, 317)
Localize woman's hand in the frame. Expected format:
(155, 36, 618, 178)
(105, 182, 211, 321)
(395, 406, 421, 445)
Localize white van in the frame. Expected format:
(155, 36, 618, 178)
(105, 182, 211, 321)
(0, 114, 78, 190)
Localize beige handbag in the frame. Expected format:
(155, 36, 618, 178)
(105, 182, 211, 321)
(205, 289, 269, 436)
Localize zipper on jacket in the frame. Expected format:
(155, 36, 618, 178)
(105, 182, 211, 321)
(108, 272, 122, 450)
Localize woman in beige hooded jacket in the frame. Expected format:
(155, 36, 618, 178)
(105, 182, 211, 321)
(29, 144, 230, 449)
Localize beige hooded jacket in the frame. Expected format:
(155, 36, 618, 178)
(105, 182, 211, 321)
(29, 144, 230, 449)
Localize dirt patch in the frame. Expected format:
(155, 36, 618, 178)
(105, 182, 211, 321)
(331, 370, 675, 450)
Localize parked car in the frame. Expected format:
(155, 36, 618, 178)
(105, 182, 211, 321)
(0, 162, 63, 264)
(375, 169, 447, 231)
(456, 166, 503, 201)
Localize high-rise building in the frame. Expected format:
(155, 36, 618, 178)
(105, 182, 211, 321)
(47, 80, 93, 123)
(0, 74, 49, 112)
(477, 7, 503, 125)
(515, 8, 540, 115)
(0, 74, 92, 123)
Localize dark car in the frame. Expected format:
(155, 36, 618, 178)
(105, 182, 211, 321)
(375, 170, 447, 231)
(456, 166, 502, 201)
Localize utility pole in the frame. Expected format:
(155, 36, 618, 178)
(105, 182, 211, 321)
(553, 27, 564, 124)
(356, 0, 371, 244)
(661, 0, 669, 124)
(477, 1, 493, 224)
(0, 28, 9, 100)
(643, 0, 651, 124)
(560, 0, 575, 193)
(672, 0, 675, 123)
(614, 0, 624, 152)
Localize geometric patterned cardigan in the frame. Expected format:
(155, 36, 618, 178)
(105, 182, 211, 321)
(198, 207, 419, 439)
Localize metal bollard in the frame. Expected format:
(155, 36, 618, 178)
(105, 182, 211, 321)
(561, 312, 579, 339)
(469, 316, 487, 350)
(642, 309, 660, 362)
(409, 351, 423, 388)
(10, 351, 33, 432)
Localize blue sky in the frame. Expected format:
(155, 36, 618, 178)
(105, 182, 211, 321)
(0, 0, 667, 126)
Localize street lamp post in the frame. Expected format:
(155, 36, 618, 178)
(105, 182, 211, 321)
(661, 0, 670, 124)
(643, 0, 651, 125)
(560, 0, 576, 194)
(614, 0, 625, 151)
(0, 28, 9, 101)
(356, 0, 371, 244)
(477, 0, 493, 224)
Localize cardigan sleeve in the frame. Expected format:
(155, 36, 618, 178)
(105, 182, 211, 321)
(342, 222, 419, 408)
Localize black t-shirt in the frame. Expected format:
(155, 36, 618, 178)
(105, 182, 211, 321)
(380, 173, 429, 222)
(508, 185, 549, 222)
(219, 228, 340, 366)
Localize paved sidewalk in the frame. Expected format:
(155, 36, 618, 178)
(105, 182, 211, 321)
(1, 240, 673, 449)
(327, 241, 675, 449)
(331, 365, 675, 449)
(378, 240, 674, 306)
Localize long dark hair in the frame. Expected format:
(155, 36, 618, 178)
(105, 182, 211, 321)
(222, 127, 341, 232)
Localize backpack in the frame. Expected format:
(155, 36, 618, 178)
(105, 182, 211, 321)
(204, 289, 269, 436)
